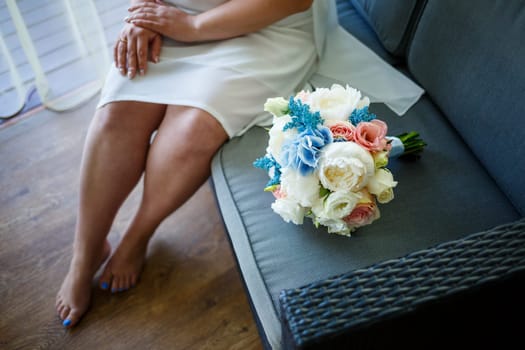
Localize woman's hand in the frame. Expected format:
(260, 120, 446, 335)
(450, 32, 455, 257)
(126, 0, 312, 43)
(125, 1, 197, 43)
(114, 22, 163, 79)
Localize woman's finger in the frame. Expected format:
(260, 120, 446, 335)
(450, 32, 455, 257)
(127, 8, 157, 18)
(136, 35, 149, 76)
(129, 19, 163, 34)
(126, 38, 138, 79)
(128, 3, 160, 12)
(117, 38, 128, 76)
(125, 12, 148, 24)
(149, 35, 162, 63)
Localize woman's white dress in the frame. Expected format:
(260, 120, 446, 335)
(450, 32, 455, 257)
(98, 0, 423, 138)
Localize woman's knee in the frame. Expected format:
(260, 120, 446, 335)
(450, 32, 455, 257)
(91, 101, 165, 137)
(167, 107, 229, 154)
(91, 105, 125, 135)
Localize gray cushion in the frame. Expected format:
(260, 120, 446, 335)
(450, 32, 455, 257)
(211, 97, 520, 349)
(336, 0, 399, 65)
(407, 0, 525, 215)
(350, 0, 419, 56)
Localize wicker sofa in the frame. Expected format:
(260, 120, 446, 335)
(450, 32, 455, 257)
(211, 0, 525, 349)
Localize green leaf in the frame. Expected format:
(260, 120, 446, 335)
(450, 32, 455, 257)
(319, 186, 331, 199)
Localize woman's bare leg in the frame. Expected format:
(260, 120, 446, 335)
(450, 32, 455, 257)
(56, 101, 166, 327)
(98, 106, 228, 292)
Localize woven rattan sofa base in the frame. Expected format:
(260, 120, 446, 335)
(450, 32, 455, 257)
(280, 218, 525, 349)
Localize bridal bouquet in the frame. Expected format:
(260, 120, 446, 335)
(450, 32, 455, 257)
(254, 84, 425, 236)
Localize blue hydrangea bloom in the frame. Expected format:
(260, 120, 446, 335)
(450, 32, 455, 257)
(283, 97, 324, 132)
(349, 106, 377, 126)
(280, 126, 333, 175)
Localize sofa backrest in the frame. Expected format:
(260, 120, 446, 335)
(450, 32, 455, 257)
(407, 0, 525, 215)
(350, 0, 423, 56)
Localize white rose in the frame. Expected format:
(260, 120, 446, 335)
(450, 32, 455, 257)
(312, 190, 362, 220)
(318, 142, 375, 192)
(313, 216, 352, 236)
(271, 198, 305, 225)
(325, 219, 352, 236)
(267, 115, 297, 165)
(264, 97, 289, 117)
(280, 168, 321, 207)
(367, 168, 398, 203)
(373, 151, 389, 169)
(309, 84, 362, 121)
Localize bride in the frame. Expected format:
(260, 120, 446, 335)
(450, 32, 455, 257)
(56, 0, 422, 328)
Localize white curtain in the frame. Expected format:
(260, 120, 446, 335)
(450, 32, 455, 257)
(1, 0, 110, 118)
(312, 1, 424, 115)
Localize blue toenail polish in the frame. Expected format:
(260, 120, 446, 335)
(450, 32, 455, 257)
(101, 282, 109, 290)
(63, 319, 71, 327)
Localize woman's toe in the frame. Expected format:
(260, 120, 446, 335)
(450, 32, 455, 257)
(56, 303, 64, 319)
(56, 298, 63, 311)
(130, 274, 138, 288)
(118, 278, 128, 292)
(63, 308, 81, 328)
(99, 279, 110, 291)
(60, 306, 71, 321)
(110, 277, 121, 293)
(114, 276, 129, 293)
(122, 276, 132, 291)
(98, 268, 112, 291)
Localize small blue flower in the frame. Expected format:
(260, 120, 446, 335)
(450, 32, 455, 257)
(284, 97, 324, 132)
(253, 155, 282, 187)
(281, 126, 333, 175)
(349, 106, 376, 126)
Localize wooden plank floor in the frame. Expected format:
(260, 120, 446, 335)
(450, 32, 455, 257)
(0, 98, 263, 350)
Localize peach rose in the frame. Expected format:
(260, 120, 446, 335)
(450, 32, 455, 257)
(354, 119, 390, 152)
(343, 191, 380, 228)
(295, 90, 311, 103)
(328, 120, 356, 142)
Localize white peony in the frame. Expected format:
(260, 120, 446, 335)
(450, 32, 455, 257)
(309, 84, 362, 121)
(318, 142, 375, 192)
(280, 168, 321, 207)
(267, 115, 297, 165)
(271, 198, 305, 225)
(264, 97, 289, 117)
(356, 96, 371, 110)
(368, 168, 398, 203)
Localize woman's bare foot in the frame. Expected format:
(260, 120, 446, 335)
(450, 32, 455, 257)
(98, 234, 148, 293)
(56, 240, 111, 328)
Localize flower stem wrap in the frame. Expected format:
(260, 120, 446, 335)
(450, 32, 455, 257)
(397, 132, 427, 157)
